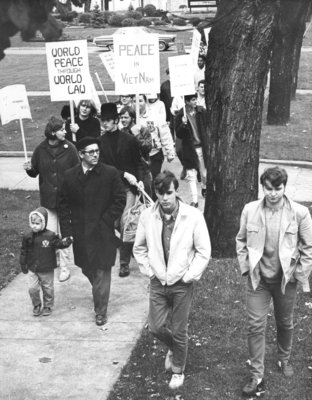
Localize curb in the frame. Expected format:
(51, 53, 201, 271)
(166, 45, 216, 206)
(1, 152, 312, 170)
(260, 159, 312, 169)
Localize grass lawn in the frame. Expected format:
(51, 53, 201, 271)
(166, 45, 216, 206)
(1, 27, 312, 160)
(107, 258, 312, 400)
(0, 189, 39, 290)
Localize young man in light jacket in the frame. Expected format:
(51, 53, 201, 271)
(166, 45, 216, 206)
(236, 166, 312, 398)
(133, 170, 211, 390)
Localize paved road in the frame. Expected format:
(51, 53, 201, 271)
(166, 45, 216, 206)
(2, 156, 312, 202)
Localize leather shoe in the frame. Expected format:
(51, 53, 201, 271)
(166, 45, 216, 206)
(119, 265, 130, 277)
(96, 315, 107, 326)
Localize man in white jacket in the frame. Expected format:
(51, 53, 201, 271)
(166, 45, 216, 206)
(133, 170, 211, 390)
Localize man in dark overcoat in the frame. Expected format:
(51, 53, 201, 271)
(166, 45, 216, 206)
(99, 103, 141, 278)
(59, 137, 126, 326)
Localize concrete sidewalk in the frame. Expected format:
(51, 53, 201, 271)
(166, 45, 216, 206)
(0, 157, 150, 399)
(0, 258, 149, 399)
(2, 156, 312, 201)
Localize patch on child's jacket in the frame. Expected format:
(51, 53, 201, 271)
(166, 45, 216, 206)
(42, 240, 50, 248)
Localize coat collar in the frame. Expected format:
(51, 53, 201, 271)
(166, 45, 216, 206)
(151, 199, 189, 219)
(257, 195, 296, 239)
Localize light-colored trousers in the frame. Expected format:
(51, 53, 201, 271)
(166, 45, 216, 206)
(185, 147, 207, 203)
(46, 208, 75, 268)
(29, 270, 54, 308)
(246, 277, 297, 380)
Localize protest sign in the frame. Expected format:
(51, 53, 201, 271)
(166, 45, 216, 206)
(0, 84, 31, 125)
(176, 41, 186, 55)
(114, 32, 160, 94)
(0, 84, 32, 160)
(168, 55, 195, 97)
(99, 52, 115, 81)
(190, 29, 201, 67)
(46, 40, 91, 101)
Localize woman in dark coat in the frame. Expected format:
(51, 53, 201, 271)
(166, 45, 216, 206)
(23, 116, 80, 282)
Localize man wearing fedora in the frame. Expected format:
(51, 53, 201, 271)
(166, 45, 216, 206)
(59, 137, 126, 326)
(99, 103, 142, 278)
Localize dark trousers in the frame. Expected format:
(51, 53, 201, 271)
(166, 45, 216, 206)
(150, 151, 164, 200)
(150, 150, 164, 179)
(83, 267, 112, 317)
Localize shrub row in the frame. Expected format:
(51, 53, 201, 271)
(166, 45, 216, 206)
(76, 4, 172, 28)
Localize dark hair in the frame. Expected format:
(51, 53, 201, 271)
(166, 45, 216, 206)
(154, 170, 179, 194)
(60, 105, 71, 120)
(119, 105, 136, 121)
(198, 79, 205, 87)
(260, 166, 288, 187)
(77, 99, 97, 117)
(138, 94, 147, 103)
(184, 94, 197, 102)
(44, 116, 64, 140)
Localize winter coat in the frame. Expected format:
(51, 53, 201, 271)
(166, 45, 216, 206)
(175, 106, 209, 170)
(26, 139, 80, 209)
(59, 162, 126, 272)
(133, 200, 211, 285)
(65, 116, 101, 143)
(236, 195, 312, 293)
(20, 229, 68, 273)
(99, 129, 141, 193)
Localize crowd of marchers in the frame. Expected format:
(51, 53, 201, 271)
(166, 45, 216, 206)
(18, 54, 312, 396)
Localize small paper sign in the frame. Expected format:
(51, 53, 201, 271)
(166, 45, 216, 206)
(0, 84, 31, 125)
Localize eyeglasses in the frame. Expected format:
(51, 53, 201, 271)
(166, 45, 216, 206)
(81, 104, 91, 108)
(82, 149, 99, 156)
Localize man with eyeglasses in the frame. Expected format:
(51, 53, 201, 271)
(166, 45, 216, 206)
(59, 137, 126, 326)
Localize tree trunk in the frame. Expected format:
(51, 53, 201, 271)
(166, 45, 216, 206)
(291, 15, 306, 99)
(84, 0, 92, 12)
(104, 0, 110, 11)
(267, 0, 310, 124)
(204, 0, 278, 257)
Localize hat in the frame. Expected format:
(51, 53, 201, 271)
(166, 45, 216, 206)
(76, 136, 99, 152)
(29, 207, 48, 231)
(101, 103, 118, 120)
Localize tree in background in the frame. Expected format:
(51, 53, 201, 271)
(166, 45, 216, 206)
(204, 0, 278, 256)
(0, 0, 60, 60)
(267, 0, 311, 125)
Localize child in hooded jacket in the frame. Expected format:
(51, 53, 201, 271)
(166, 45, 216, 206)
(20, 207, 72, 316)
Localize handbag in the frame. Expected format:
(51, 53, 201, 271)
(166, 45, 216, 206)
(123, 186, 154, 243)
